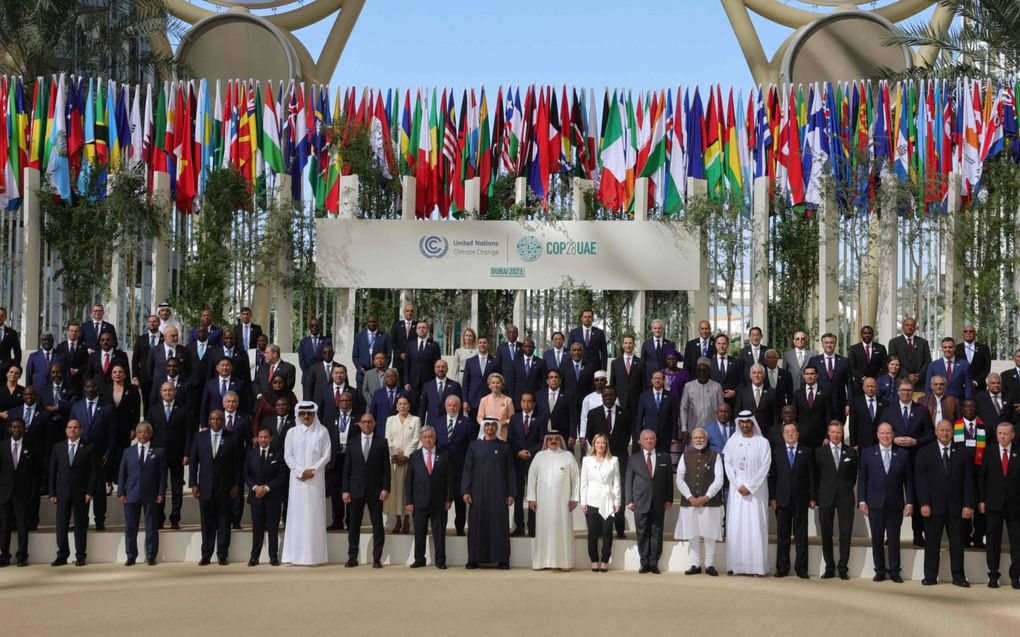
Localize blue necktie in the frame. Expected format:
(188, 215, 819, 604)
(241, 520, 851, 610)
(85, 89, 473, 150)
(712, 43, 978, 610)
(655, 391, 661, 409)
(221, 379, 227, 397)
(902, 406, 909, 428)
(574, 362, 580, 381)
(165, 404, 172, 421)
(788, 446, 795, 468)
(389, 389, 395, 408)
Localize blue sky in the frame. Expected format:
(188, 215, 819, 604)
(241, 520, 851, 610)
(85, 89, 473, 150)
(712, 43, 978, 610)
(190, 1, 937, 90)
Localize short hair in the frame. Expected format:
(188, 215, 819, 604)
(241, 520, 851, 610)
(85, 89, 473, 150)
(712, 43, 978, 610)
(486, 372, 505, 385)
(941, 336, 955, 345)
(519, 391, 536, 401)
(650, 319, 664, 328)
(897, 379, 914, 390)
(223, 390, 240, 401)
(547, 369, 562, 379)
(256, 425, 273, 436)
(827, 420, 844, 429)
(996, 421, 1014, 432)
(331, 363, 348, 374)
(551, 331, 565, 340)
(714, 333, 729, 343)
(240, 306, 252, 313)
(135, 422, 153, 435)
(749, 363, 765, 374)
(987, 372, 1001, 383)
(420, 425, 436, 437)
(266, 344, 281, 356)
(820, 332, 836, 341)
(783, 422, 800, 432)
(748, 326, 763, 336)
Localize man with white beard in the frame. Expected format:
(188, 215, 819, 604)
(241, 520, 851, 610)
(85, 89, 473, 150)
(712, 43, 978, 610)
(675, 427, 724, 576)
(722, 410, 772, 575)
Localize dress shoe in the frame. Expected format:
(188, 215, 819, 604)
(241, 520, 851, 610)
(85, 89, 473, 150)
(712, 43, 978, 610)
(456, 529, 466, 536)
(872, 573, 886, 582)
(232, 522, 241, 530)
(270, 559, 281, 566)
(705, 566, 719, 577)
(684, 566, 702, 575)
(372, 560, 383, 569)
(217, 558, 229, 566)
(510, 530, 525, 537)
(638, 566, 650, 574)
(796, 572, 809, 580)
(171, 522, 181, 530)
(436, 563, 447, 570)
(599, 567, 608, 573)
(344, 559, 357, 568)
(839, 572, 849, 580)
(890, 574, 904, 583)
(74, 559, 86, 567)
(17, 560, 27, 567)
(973, 540, 986, 549)
(199, 557, 211, 566)
(51, 558, 67, 567)
(391, 523, 402, 534)
(820, 570, 835, 580)
(921, 579, 937, 586)
(326, 522, 343, 531)
(410, 560, 427, 568)
(1012, 580, 1020, 590)
(248, 558, 258, 567)
(650, 567, 661, 574)
(952, 579, 970, 588)
(94, 523, 105, 531)
(146, 558, 157, 566)
(775, 571, 789, 578)
(616, 531, 626, 539)
(465, 562, 478, 569)
(912, 538, 924, 548)
(987, 578, 999, 589)
(497, 562, 510, 570)
(125, 558, 136, 566)
(0, 560, 9, 568)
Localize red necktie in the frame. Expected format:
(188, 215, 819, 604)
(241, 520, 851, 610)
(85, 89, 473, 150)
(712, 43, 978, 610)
(646, 452, 653, 476)
(607, 409, 613, 434)
(625, 356, 631, 374)
(270, 364, 277, 380)
(946, 360, 953, 381)
(907, 337, 913, 352)
(865, 344, 871, 362)
(807, 387, 814, 409)
(102, 352, 110, 374)
(523, 414, 530, 434)
(335, 388, 341, 408)
(426, 450, 433, 475)
(827, 357, 834, 379)
(1004, 448, 1010, 476)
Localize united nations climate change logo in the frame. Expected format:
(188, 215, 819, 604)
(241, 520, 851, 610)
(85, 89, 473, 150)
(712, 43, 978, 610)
(419, 235, 449, 259)
(516, 236, 542, 262)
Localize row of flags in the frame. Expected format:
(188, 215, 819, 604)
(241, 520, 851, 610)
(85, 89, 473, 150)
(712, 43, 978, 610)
(0, 74, 1016, 216)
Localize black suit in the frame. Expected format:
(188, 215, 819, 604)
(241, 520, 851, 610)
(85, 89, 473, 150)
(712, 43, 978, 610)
(403, 338, 441, 413)
(887, 334, 932, 392)
(53, 340, 90, 394)
(148, 402, 191, 526)
(769, 443, 815, 576)
(848, 395, 888, 449)
(189, 429, 242, 561)
(85, 348, 130, 388)
(847, 341, 888, 393)
(957, 340, 991, 393)
(609, 355, 644, 411)
(734, 384, 777, 439)
(244, 447, 288, 562)
(0, 326, 21, 373)
(49, 440, 97, 562)
(208, 345, 252, 385)
(978, 444, 1020, 584)
(80, 320, 118, 351)
(389, 318, 419, 381)
(405, 447, 454, 565)
(343, 434, 391, 564)
(560, 359, 595, 416)
(975, 391, 1012, 429)
(586, 405, 633, 534)
(792, 385, 831, 448)
(640, 339, 673, 388)
(507, 411, 545, 536)
(567, 325, 608, 371)
(510, 356, 546, 409)
(915, 442, 974, 582)
(146, 344, 190, 403)
(418, 377, 463, 425)
(634, 389, 677, 452)
(813, 444, 858, 576)
(301, 358, 336, 404)
(735, 343, 771, 383)
(811, 354, 854, 417)
(233, 322, 264, 353)
(536, 389, 576, 442)
(0, 437, 35, 564)
(764, 366, 793, 409)
(682, 337, 713, 378)
(494, 341, 524, 396)
(625, 449, 672, 570)
(709, 355, 739, 398)
(132, 331, 163, 402)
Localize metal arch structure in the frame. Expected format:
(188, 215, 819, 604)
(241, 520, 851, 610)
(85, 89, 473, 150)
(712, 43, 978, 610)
(148, 0, 365, 84)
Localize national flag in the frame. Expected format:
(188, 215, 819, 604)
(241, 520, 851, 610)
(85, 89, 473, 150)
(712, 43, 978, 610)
(261, 80, 284, 174)
(803, 84, 830, 208)
(663, 87, 687, 216)
(47, 74, 71, 201)
(598, 89, 626, 210)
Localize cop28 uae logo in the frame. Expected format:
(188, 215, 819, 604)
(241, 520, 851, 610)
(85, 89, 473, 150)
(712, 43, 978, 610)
(516, 236, 542, 262)
(419, 235, 449, 259)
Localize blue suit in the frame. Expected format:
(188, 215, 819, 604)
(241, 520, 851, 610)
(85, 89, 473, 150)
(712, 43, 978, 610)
(368, 386, 408, 438)
(25, 350, 64, 389)
(634, 389, 678, 451)
(351, 330, 390, 385)
(703, 420, 736, 454)
(188, 326, 223, 347)
(200, 376, 252, 423)
(542, 348, 568, 375)
(461, 353, 497, 411)
(567, 326, 609, 371)
(809, 354, 854, 416)
(81, 320, 119, 351)
(117, 444, 167, 561)
(418, 377, 463, 425)
(858, 444, 914, 577)
(298, 334, 332, 374)
(925, 357, 973, 401)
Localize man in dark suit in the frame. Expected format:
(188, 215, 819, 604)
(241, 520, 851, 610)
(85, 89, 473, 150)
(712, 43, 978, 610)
(734, 364, 777, 439)
(462, 335, 497, 415)
(536, 370, 576, 444)
(510, 338, 546, 410)
(977, 421, 1020, 589)
(132, 316, 163, 404)
(419, 359, 463, 425)
(813, 421, 858, 580)
(887, 317, 932, 393)
(0, 420, 34, 566)
(709, 334, 739, 403)
(626, 429, 673, 573)
(683, 320, 714, 378)
(926, 337, 973, 402)
(80, 303, 119, 352)
(317, 363, 361, 422)
(792, 366, 831, 449)
(245, 426, 288, 566)
(70, 379, 114, 529)
(493, 324, 523, 396)
(762, 349, 793, 409)
(567, 309, 608, 371)
(49, 420, 96, 566)
(39, 367, 76, 502)
(634, 371, 677, 453)
(641, 320, 674, 389)
(54, 322, 89, 394)
(541, 331, 568, 375)
(810, 333, 853, 419)
(433, 395, 476, 535)
(319, 389, 360, 531)
(858, 423, 914, 583)
(85, 332, 130, 389)
(0, 307, 21, 374)
(208, 329, 251, 386)
(561, 342, 595, 421)
(368, 369, 408, 438)
(200, 358, 251, 423)
(736, 326, 771, 383)
(847, 325, 888, 394)
(149, 357, 189, 410)
(586, 386, 633, 537)
(186, 328, 214, 411)
(297, 317, 331, 376)
(148, 382, 191, 529)
(883, 377, 935, 546)
(507, 393, 545, 537)
(342, 413, 391, 568)
(769, 422, 815, 578)
(405, 426, 454, 568)
(351, 314, 389, 389)
(255, 345, 297, 398)
(189, 409, 241, 565)
(233, 307, 263, 353)
(957, 325, 991, 394)
(915, 419, 975, 586)
(147, 324, 189, 404)
(610, 334, 644, 411)
(389, 303, 419, 381)
(848, 377, 887, 449)
(26, 333, 63, 390)
(403, 321, 441, 414)
(956, 399, 987, 549)
(976, 373, 1010, 428)
(117, 422, 167, 566)
(188, 308, 223, 347)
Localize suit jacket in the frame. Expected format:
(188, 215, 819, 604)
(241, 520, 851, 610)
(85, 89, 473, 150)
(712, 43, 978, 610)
(925, 357, 973, 402)
(342, 435, 391, 499)
(352, 330, 390, 375)
(80, 320, 118, 351)
(403, 338, 441, 391)
(301, 358, 337, 403)
(979, 444, 1020, 513)
(49, 439, 97, 502)
(880, 400, 934, 448)
(117, 445, 167, 503)
(405, 447, 454, 507)
(70, 398, 115, 460)
(782, 348, 816, 392)
(567, 325, 608, 371)
(734, 383, 777, 438)
(887, 334, 932, 391)
(703, 420, 735, 454)
(541, 348, 569, 376)
(389, 318, 419, 363)
(85, 348, 130, 387)
(243, 447, 288, 504)
(769, 443, 815, 507)
(709, 354, 739, 395)
(535, 389, 577, 440)
(0, 438, 36, 504)
(848, 395, 888, 448)
(510, 355, 546, 408)
(147, 401, 192, 460)
(957, 340, 991, 393)
(432, 413, 477, 485)
(418, 376, 463, 424)
(188, 326, 223, 347)
(368, 386, 409, 438)
(297, 334, 333, 373)
(26, 349, 65, 389)
(148, 373, 191, 408)
(38, 382, 76, 427)
(360, 368, 387, 409)
(200, 376, 252, 422)
(560, 358, 595, 411)
(186, 341, 214, 392)
(585, 405, 633, 459)
(634, 389, 678, 450)
(493, 341, 524, 393)
(507, 411, 547, 458)
(233, 322, 264, 352)
(624, 449, 672, 513)
(8, 403, 55, 452)
(255, 360, 297, 397)
(736, 343, 772, 382)
(188, 429, 242, 500)
(914, 442, 975, 515)
(131, 332, 163, 384)
(147, 344, 190, 392)
(53, 340, 90, 392)
(208, 345, 252, 384)
(609, 355, 645, 411)
(316, 383, 362, 432)
(810, 354, 854, 416)
(847, 341, 888, 391)
(0, 326, 21, 370)
(975, 390, 1013, 428)
(682, 337, 714, 376)
(640, 339, 674, 387)
(462, 352, 498, 410)
(813, 444, 858, 509)
(920, 393, 960, 426)
(261, 414, 296, 454)
(792, 385, 832, 448)
(858, 445, 913, 509)
(764, 366, 794, 408)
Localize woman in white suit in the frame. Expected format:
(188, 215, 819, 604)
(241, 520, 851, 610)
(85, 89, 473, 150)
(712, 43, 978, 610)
(580, 433, 621, 572)
(384, 396, 421, 534)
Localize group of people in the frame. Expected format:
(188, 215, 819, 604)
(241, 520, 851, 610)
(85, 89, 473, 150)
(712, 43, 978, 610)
(0, 302, 1018, 588)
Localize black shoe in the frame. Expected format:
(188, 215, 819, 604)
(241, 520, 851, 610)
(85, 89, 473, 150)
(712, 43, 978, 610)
(921, 578, 937, 586)
(510, 530, 525, 537)
(873, 573, 886, 582)
(1012, 580, 1020, 590)
(270, 559, 280, 566)
(436, 563, 447, 570)
(638, 566, 650, 574)
(649, 567, 661, 574)
(912, 538, 924, 548)
(465, 562, 478, 569)
(0, 560, 9, 568)
(248, 558, 258, 567)
(456, 529, 465, 537)
(17, 560, 27, 567)
(616, 531, 626, 539)
(344, 559, 357, 568)
(95, 523, 105, 531)
(326, 522, 343, 531)
(410, 560, 427, 568)
(775, 571, 789, 578)
(199, 557, 211, 566)
(839, 572, 849, 580)
(684, 566, 702, 575)
(372, 560, 382, 569)
(988, 578, 1000, 589)
(821, 570, 835, 579)
(705, 566, 718, 577)
(146, 558, 157, 566)
(796, 572, 809, 579)
(973, 540, 986, 549)
(217, 558, 229, 566)
(497, 562, 510, 570)
(125, 558, 136, 566)
(171, 522, 181, 530)
(952, 579, 970, 588)
(232, 522, 241, 530)
(890, 574, 904, 583)
(51, 558, 67, 567)
(74, 559, 86, 567)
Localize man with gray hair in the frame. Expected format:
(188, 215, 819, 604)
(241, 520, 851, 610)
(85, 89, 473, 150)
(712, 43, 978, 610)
(679, 358, 724, 435)
(256, 344, 296, 397)
(975, 372, 1010, 436)
(641, 319, 675, 389)
(675, 427, 724, 575)
(735, 362, 777, 438)
(117, 422, 166, 566)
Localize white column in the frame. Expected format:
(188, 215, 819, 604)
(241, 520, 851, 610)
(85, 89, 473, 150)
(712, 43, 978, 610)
(750, 176, 769, 334)
(876, 209, 898, 344)
(20, 168, 41, 352)
(273, 175, 294, 350)
(514, 176, 527, 205)
(633, 177, 650, 221)
(817, 195, 840, 337)
(464, 177, 480, 214)
(150, 171, 172, 313)
(687, 178, 710, 340)
(470, 291, 479, 333)
(631, 177, 648, 338)
(572, 178, 593, 220)
(943, 173, 964, 339)
(512, 290, 526, 331)
(632, 291, 646, 339)
(107, 255, 122, 336)
(334, 174, 362, 372)
(401, 175, 416, 219)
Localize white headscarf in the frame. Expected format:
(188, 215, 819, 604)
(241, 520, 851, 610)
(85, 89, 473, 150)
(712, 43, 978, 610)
(541, 423, 566, 450)
(734, 410, 763, 437)
(295, 401, 324, 430)
(158, 303, 182, 333)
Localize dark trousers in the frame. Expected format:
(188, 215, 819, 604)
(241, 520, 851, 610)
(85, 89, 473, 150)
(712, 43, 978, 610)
(328, 453, 347, 526)
(347, 497, 384, 562)
(231, 493, 244, 526)
(411, 504, 447, 565)
(963, 509, 986, 545)
(923, 512, 965, 581)
(613, 454, 628, 534)
(0, 498, 29, 562)
(55, 498, 89, 561)
(198, 497, 232, 560)
(818, 504, 854, 574)
(124, 501, 159, 560)
(91, 482, 107, 526)
(159, 460, 185, 525)
(584, 507, 614, 563)
(27, 477, 41, 529)
(250, 497, 282, 561)
(634, 505, 665, 568)
(513, 456, 534, 535)
(867, 507, 903, 576)
(985, 509, 1020, 582)
(776, 504, 809, 575)
(451, 470, 466, 533)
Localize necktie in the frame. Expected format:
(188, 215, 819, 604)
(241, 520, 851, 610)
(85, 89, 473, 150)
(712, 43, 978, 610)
(994, 394, 1002, 415)
(262, 449, 268, 465)
(270, 364, 277, 381)
(102, 352, 110, 374)
(448, 417, 455, 439)
(868, 398, 875, 420)
(833, 445, 840, 469)
(95, 322, 100, 335)
(363, 436, 371, 459)
(227, 414, 233, 432)
(69, 443, 76, 465)
(942, 447, 950, 473)
(426, 450, 433, 474)
(946, 359, 953, 381)
(883, 448, 891, 473)
(807, 387, 814, 409)
(720, 357, 726, 374)
(655, 391, 661, 408)
(54, 386, 60, 404)
(167, 347, 173, 361)
(313, 336, 319, 350)
(966, 422, 973, 439)
(966, 343, 973, 363)
(769, 369, 776, 387)
(797, 350, 804, 367)
(655, 339, 661, 356)
(625, 356, 631, 374)
(788, 446, 795, 467)
(225, 348, 232, 359)
(525, 359, 530, 376)
(555, 351, 561, 366)
(584, 329, 590, 345)
(340, 413, 349, 433)
(405, 321, 412, 338)
(212, 433, 219, 456)
(244, 325, 250, 350)
(165, 403, 172, 421)
(606, 408, 613, 434)
(388, 389, 395, 408)
(574, 362, 580, 380)
(139, 445, 145, 466)
(278, 416, 285, 434)
(701, 340, 707, 357)
(753, 348, 759, 363)
(903, 406, 909, 426)
(827, 356, 834, 379)
(754, 386, 761, 407)
(509, 344, 515, 360)
(332, 387, 340, 408)
(438, 379, 444, 395)
(45, 351, 51, 366)
(12, 441, 18, 467)
(523, 413, 530, 434)
(199, 342, 205, 360)
(419, 340, 424, 354)
(865, 344, 871, 362)
(150, 334, 157, 349)
(368, 331, 375, 348)
(907, 337, 913, 352)
(1003, 448, 1010, 476)
(69, 341, 75, 354)
(220, 379, 228, 397)
(646, 452, 653, 476)
(24, 408, 32, 430)
(87, 401, 95, 425)
(549, 391, 557, 411)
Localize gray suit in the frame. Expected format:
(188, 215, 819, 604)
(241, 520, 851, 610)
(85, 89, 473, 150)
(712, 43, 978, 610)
(361, 367, 388, 407)
(782, 349, 816, 392)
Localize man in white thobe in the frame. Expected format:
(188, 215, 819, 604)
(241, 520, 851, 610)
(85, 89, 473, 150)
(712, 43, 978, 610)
(675, 428, 724, 575)
(526, 428, 580, 570)
(282, 402, 331, 565)
(722, 410, 771, 575)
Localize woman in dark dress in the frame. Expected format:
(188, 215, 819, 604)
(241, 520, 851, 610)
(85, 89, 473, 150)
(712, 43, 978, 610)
(103, 362, 141, 477)
(0, 363, 25, 429)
